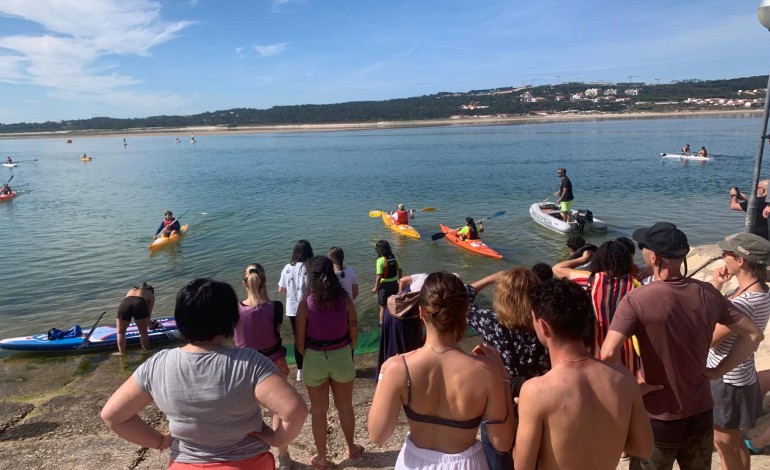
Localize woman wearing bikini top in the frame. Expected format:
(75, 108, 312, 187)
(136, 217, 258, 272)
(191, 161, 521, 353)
(368, 272, 514, 469)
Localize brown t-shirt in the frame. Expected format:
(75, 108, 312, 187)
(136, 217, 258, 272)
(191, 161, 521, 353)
(610, 277, 745, 421)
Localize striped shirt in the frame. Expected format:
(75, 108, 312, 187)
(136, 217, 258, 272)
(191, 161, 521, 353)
(707, 291, 770, 386)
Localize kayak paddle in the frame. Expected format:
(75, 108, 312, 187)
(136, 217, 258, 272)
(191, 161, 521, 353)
(3, 174, 14, 186)
(369, 207, 436, 217)
(13, 159, 38, 163)
(152, 209, 189, 240)
(430, 211, 506, 241)
(78, 311, 107, 350)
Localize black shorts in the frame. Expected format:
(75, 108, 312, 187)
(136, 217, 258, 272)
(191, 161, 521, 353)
(377, 280, 399, 306)
(711, 378, 762, 430)
(117, 296, 150, 322)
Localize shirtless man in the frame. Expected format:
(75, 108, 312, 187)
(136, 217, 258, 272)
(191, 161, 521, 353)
(730, 180, 770, 239)
(681, 144, 691, 155)
(514, 278, 653, 470)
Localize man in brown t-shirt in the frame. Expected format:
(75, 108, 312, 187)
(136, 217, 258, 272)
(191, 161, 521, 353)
(601, 222, 764, 470)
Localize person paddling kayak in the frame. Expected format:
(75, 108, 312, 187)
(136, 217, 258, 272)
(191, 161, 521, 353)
(0, 183, 12, 195)
(457, 217, 484, 240)
(155, 210, 181, 238)
(390, 203, 414, 225)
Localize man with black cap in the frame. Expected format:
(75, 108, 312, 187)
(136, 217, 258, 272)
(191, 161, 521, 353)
(600, 222, 764, 470)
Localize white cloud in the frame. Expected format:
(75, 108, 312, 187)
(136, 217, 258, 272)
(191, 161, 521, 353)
(253, 42, 288, 58)
(0, 0, 193, 115)
(235, 47, 245, 58)
(271, 0, 304, 13)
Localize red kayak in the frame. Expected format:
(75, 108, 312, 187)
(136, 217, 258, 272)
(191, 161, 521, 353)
(439, 224, 503, 259)
(0, 191, 16, 201)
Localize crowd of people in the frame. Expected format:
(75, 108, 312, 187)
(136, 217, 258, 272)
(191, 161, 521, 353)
(100, 220, 770, 470)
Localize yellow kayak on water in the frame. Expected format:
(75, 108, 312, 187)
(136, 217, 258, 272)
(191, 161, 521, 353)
(381, 212, 420, 239)
(148, 224, 188, 251)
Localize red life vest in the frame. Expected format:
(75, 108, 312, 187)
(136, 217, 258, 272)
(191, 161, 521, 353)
(163, 218, 175, 228)
(394, 210, 409, 225)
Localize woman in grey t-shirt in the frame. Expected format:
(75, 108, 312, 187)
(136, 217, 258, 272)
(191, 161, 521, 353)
(101, 278, 308, 468)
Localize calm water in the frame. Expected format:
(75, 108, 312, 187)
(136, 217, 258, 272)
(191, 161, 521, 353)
(0, 115, 762, 343)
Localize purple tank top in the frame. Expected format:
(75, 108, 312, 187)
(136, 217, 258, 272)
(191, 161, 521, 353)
(305, 294, 350, 351)
(234, 302, 286, 361)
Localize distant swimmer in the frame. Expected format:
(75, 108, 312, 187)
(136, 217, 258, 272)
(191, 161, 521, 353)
(681, 144, 691, 155)
(390, 203, 414, 225)
(175, 137, 180, 144)
(698, 146, 708, 158)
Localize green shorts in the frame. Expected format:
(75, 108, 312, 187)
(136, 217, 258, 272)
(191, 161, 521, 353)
(560, 200, 573, 212)
(303, 345, 355, 387)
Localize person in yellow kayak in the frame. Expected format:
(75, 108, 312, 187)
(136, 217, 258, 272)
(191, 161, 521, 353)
(457, 217, 484, 241)
(390, 203, 414, 225)
(155, 210, 181, 238)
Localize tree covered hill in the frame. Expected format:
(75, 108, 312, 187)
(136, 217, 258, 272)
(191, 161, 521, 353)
(1, 76, 766, 134)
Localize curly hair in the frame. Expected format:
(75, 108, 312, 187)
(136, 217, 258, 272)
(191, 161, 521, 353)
(590, 240, 633, 278)
(305, 255, 347, 308)
(529, 278, 592, 341)
(419, 271, 468, 343)
(493, 267, 541, 331)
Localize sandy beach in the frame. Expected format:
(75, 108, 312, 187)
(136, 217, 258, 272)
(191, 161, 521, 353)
(0, 109, 760, 141)
(4, 244, 770, 469)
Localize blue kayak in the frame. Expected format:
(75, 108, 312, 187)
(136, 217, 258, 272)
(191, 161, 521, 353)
(0, 317, 180, 352)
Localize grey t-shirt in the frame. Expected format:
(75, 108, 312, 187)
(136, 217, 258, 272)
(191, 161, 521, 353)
(133, 347, 278, 463)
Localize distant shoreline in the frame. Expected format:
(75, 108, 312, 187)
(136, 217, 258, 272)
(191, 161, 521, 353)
(0, 109, 761, 141)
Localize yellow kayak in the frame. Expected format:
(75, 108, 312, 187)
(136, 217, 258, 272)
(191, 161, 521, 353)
(148, 224, 188, 251)
(80, 157, 92, 161)
(381, 212, 420, 239)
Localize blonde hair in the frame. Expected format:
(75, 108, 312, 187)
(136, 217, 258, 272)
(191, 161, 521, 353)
(492, 267, 541, 331)
(242, 263, 267, 301)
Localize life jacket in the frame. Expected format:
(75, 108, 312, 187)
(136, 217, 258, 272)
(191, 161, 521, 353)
(394, 210, 409, 225)
(382, 255, 398, 278)
(163, 218, 175, 228)
(467, 224, 479, 240)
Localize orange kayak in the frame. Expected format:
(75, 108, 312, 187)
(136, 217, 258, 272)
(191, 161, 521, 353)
(439, 224, 502, 259)
(148, 224, 188, 251)
(381, 212, 420, 239)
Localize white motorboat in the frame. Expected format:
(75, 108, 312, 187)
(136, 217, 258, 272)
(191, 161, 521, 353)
(529, 202, 608, 234)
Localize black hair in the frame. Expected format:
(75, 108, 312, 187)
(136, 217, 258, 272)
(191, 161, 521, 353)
(134, 281, 154, 293)
(175, 278, 239, 342)
(615, 236, 635, 256)
(531, 263, 554, 282)
(529, 278, 593, 341)
(375, 240, 394, 258)
(305, 255, 347, 307)
(328, 246, 346, 278)
(591, 240, 633, 278)
(289, 239, 314, 265)
(566, 235, 586, 252)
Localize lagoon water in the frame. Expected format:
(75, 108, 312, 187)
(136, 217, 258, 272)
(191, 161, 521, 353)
(0, 115, 762, 344)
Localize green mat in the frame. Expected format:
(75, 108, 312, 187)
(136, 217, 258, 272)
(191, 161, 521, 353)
(283, 326, 478, 364)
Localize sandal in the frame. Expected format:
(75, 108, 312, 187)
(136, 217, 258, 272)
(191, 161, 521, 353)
(746, 439, 764, 455)
(348, 443, 365, 460)
(309, 456, 330, 470)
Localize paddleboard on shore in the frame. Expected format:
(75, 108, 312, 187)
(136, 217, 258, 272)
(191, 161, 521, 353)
(660, 152, 712, 161)
(0, 317, 181, 352)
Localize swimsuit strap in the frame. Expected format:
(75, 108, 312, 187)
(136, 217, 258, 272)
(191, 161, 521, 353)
(401, 354, 413, 406)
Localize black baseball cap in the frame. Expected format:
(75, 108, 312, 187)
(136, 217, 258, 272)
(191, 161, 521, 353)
(632, 222, 690, 259)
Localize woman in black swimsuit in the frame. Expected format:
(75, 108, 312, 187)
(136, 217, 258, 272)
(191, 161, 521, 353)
(368, 272, 514, 469)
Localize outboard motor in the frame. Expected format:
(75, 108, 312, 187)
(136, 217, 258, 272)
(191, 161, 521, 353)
(575, 209, 594, 232)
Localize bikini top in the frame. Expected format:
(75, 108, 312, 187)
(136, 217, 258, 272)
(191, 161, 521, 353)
(401, 355, 493, 429)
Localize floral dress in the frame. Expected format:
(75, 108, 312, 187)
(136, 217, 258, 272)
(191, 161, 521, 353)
(465, 285, 551, 382)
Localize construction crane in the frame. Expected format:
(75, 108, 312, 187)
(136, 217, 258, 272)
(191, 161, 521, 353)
(627, 75, 640, 84)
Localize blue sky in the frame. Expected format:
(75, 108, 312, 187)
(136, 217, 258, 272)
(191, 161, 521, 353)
(0, 0, 769, 123)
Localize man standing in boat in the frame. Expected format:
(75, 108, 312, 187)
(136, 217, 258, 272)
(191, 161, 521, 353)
(554, 168, 574, 223)
(155, 210, 181, 238)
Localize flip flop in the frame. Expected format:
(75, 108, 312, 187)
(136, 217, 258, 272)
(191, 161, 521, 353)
(746, 439, 764, 455)
(348, 443, 365, 460)
(310, 456, 330, 470)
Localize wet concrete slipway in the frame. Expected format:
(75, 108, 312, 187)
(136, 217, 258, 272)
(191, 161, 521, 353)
(4, 246, 770, 469)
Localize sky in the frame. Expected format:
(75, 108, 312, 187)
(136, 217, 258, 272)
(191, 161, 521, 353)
(0, 0, 769, 124)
